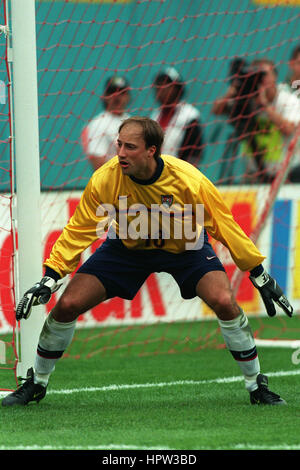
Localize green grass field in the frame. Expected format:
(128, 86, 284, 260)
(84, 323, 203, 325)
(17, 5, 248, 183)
(1, 316, 300, 452)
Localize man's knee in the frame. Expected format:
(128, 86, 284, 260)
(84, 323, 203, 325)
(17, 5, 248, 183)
(196, 271, 240, 320)
(208, 290, 239, 320)
(52, 273, 107, 322)
(52, 293, 81, 322)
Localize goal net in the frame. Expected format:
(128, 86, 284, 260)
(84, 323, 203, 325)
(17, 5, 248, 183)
(1, 0, 300, 387)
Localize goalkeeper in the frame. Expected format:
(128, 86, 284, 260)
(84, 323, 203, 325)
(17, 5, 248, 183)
(2, 116, 293, 407)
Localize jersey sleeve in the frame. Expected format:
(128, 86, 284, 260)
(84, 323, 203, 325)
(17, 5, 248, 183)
(198, 175, 265, 271)
(44, 176, 105, 278)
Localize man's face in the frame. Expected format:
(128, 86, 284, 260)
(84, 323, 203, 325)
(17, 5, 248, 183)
(105, 89, 130, 115)
(258, 63, 277, 101)
(155, 82, 179, 106)
(116, 123, 157, 179)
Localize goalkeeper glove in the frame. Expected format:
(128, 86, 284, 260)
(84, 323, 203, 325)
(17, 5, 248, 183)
(16, 276, 61, 321)
(249, 266, 293, 318)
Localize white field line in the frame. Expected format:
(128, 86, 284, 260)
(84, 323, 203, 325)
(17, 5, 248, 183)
(0, 443, 300, 451)
(47, 368, 300, 396)
(1, 368, 299, 398)
(233, 444, 300, 450)
(255, 339, 300, 348)
(0, 444, 171, 451)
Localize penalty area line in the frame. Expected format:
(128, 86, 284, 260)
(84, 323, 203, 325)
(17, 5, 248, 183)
(47, 368, 300, 397)
(1, 368, 299, 399)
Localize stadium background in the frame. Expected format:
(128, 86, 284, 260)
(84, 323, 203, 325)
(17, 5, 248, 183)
(1, 0, 300, 191)
(35, 0, 300, 188)
(0, 0, 300, 332)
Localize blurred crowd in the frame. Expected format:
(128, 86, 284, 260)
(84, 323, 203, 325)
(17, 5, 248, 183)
(81, 44, 300, 185)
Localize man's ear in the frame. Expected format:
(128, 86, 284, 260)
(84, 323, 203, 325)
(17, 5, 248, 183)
(148, 145, 157, 158)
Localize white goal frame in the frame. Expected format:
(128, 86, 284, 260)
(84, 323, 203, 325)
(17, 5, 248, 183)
(9, 0, 45, 378)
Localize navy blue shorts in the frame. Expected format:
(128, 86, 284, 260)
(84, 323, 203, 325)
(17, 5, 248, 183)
(77, 232, 225, 300)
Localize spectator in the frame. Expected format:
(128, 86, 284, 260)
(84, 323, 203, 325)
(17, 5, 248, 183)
(281, 45, 300, 182)
(212, 57, 268, 182)
(212, 58, 300, 183)
(151, 67, 204, 167)
(81, 76, 131, 170)
(251, 58, 300, 182)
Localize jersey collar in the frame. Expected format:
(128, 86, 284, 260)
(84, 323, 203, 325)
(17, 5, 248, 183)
(129, 156, 164, 185)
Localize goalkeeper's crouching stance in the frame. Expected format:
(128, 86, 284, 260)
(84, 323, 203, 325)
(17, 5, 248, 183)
(2, 116, 293, 407)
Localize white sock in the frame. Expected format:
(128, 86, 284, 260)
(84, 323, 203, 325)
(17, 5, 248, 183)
(218, 310, 260, 392)
(34, 372, 50, 387)
(34, 311, 76, 386)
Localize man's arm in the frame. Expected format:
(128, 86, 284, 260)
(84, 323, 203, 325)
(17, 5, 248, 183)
(264, 104, 296, 137)
(16, 177, 102, 321)
(249, 264, 293, 317)
(17, 170, 111, 320)
(212, 85, 237, 115)
(198, 174, 265, 272)
(198, 176, 293, 317)
(44, 177, 101, 278)
(257, 87, 298, 137)
(16, 270, 62, 321)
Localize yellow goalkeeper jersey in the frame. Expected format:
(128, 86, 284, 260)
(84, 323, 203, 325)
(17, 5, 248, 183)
(44, 155, 265, 278)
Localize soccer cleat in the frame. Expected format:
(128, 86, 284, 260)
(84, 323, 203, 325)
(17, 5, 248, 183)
(1, 368, 47, 407)
(250, 373, 286, 405)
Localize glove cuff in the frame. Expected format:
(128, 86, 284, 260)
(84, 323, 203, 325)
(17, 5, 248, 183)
(44, 267, 61, 282)
(40, 276, 60, 294)
(249, 267, 270, 288)
(250, 264, 264, 277)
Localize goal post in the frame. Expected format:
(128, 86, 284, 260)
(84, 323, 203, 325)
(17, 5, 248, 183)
(10, 0, 45, 378)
